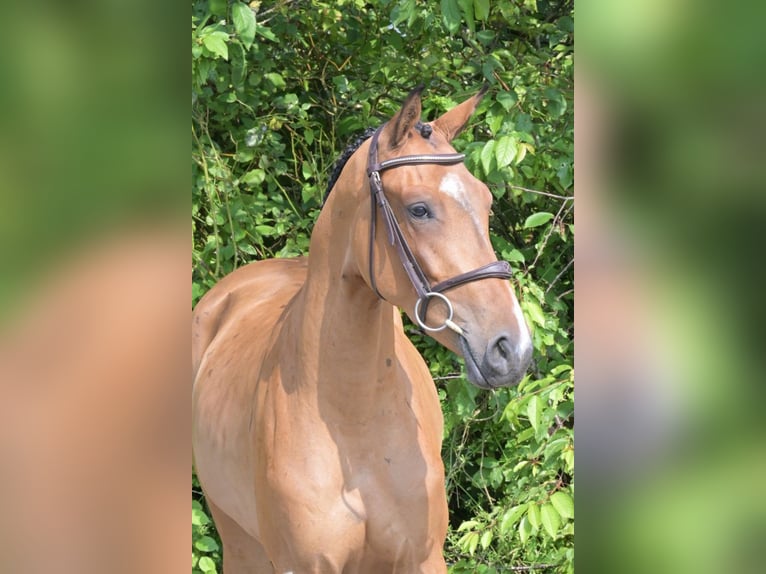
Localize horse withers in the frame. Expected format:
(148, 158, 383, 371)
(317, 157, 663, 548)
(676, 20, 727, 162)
(192, 87, 533, 573)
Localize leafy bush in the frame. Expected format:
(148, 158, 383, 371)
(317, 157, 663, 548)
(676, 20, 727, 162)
(192, 0, 573, 571)
(192, 474, 222, 573)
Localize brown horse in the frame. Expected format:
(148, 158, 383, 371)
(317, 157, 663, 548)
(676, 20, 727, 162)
(192, 88, 533, 573)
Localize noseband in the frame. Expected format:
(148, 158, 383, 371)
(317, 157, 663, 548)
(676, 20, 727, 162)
(366, 124, 513, 334)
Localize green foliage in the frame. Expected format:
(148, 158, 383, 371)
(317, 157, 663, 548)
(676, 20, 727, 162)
(192, 0, 573, 571)
(192, 474, 222, 573)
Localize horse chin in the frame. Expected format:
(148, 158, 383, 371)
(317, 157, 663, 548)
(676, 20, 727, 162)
(457, 335, 496, 390)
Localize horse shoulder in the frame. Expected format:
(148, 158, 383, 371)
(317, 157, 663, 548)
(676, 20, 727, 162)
(192, 257, 308, 538)
(394, 327, 444, 443)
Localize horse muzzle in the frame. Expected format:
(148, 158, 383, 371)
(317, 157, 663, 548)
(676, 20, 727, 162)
(458, 331, 533, 389)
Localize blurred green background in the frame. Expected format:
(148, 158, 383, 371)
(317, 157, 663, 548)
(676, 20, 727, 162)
(0, 1, 188, 573)
(0, 0, 185, 322)
(577, 0, 766, 572)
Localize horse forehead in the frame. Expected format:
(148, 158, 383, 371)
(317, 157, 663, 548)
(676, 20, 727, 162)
(437, 171, 488, 242)
(438, 172, 474, 208)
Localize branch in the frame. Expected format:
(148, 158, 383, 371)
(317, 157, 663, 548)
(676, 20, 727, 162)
(556, 288, 573, 301)
(545, 258, 573, 294)
(509, 562, 562, 571)
(529, 200, 572, 271)
(447, 562, 562, 573)
(509, 184, 573, 201)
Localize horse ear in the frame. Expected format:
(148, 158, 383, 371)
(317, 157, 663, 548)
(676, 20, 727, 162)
(383, 86, 424, 149)
(432, 85, 489, 142)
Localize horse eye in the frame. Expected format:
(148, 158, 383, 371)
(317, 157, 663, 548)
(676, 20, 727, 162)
(408, 203, 430, 219)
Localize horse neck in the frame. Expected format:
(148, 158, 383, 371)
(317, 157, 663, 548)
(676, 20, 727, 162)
(290, 158, 402, 415)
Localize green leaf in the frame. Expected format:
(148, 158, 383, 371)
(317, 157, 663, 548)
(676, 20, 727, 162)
(209, 0, 227, 17)
(256, 24, 278, 42)
(484, 111, 503, 135)
(518, 516, 531, 545)
(255, 225, 275, 236)
(479, 529, 493, 550)
(302, 184, 318, 205)
(441, 0, 462, 34)
(516, 426, 535, 443)
(474, 0, 490, 20)
(232, 2, 257, 50)
(230, 41, 247, 87)
(198, 556, 217, 572)
(476, 29, 495, 44)
(459, 531, 480, 556)
(557, 162, 573, 189)
(515, 143, 529, 165)
(495, 135, 517, 169)
(265, 73, 286, 89)
(541, 503, 561, 538)
(544, 87, 567, 117)
(558, 15, 574, 33)
(527, 502, 541, 530)
(562, 447, 574, 472)
(201, 31, 229, 60)
(526, 395, 541, 433)
(500, 505, 527, 534)
(392, 0, 416, 26)
(551, 364, 573, 376)
(194, 535, 220, 552)
(517, 118, 534, 139)
(480, 140, 496, 175)
(496, 91, 517, 111)
(504, 248, 525, 263)
(241, 169, 266, 186)
(512, 459, 528, 472)
(192, 505, 210, 526)
(301, 161, 314, 180)
(551, 491, 574, 519)
(522, 299, 545, 327)
(523, 212, 554, 228)
(457, 0, 475, 33)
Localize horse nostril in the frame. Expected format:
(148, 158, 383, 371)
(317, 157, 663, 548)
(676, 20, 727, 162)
(495, 336, 511, 361)
(487, 334, 511, 371)
(486, 332, 532, 381)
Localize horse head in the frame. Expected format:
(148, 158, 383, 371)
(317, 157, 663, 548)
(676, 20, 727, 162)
(352, 87, 534, 389)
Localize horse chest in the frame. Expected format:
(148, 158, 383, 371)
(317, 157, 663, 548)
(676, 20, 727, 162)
(257, 401, 446, 557)
(267, 452, 444, 568)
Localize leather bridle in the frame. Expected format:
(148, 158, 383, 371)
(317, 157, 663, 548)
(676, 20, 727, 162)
(365, 124, 513, 334)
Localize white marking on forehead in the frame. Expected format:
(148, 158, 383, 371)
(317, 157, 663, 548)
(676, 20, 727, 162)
(439, 173, 470, 207)
(439, 172, 485, 240)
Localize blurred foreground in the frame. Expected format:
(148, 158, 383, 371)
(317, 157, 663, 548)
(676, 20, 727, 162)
(577, 0, 766, 572)
(0, 1, 187, 573)
(0, 227, 188, 573)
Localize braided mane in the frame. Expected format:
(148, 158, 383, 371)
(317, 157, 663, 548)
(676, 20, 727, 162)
(322, 127, 378, 205)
